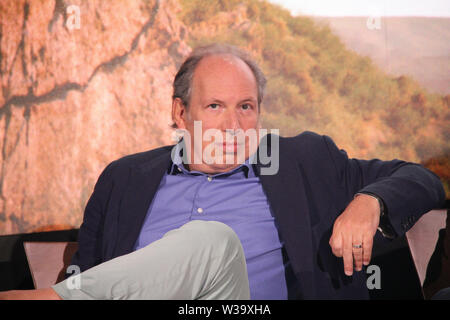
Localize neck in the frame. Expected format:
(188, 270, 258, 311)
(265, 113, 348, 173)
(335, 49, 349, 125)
(185, 161, 245, 174)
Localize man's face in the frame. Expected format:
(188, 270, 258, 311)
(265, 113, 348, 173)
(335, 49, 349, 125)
(173, 54, 261, 173)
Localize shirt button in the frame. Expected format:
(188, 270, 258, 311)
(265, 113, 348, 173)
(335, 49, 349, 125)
(197, 207, 204, 214)
(207, 176, 212, 182)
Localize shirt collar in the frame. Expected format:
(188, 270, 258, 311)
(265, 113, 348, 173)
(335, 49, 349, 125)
(168, 141, 257, 178)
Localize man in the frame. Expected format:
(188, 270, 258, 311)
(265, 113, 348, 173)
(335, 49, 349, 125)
(0, 43, 445, 300)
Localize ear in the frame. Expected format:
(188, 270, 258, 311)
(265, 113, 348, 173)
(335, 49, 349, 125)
(172, 98, 188, 129)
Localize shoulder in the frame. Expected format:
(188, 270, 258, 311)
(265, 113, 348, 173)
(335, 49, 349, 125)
(113, 144, 173, 166)
(279, 130, 331, 157)
(281, 130, 324, 144)
(99, 144, 174, 179)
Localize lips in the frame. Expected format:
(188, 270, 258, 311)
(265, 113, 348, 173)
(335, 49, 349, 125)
(216, 142, 243, 153)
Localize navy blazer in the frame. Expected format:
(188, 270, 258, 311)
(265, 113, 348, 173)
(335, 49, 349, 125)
(70, 131, 445, 299)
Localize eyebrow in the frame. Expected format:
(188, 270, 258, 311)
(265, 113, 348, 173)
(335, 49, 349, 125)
(207, 97, 257, 104)
(238, 97, 257, 104)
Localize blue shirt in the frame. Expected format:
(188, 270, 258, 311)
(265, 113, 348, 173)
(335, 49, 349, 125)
(134, 143, 297, 299)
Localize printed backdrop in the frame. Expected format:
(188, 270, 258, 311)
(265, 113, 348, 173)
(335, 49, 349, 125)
(0, 0, 448, 235)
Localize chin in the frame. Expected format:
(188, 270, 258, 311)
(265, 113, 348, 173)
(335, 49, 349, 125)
(209, 162, 242, 173)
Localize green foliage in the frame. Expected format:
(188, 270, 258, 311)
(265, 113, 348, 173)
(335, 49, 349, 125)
(178, 0, 449, 196)
(179, 0, 241, 22)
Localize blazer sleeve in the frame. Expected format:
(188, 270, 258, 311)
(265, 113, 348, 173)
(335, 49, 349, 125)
(322, 134, 446, 238)
(68, 161, 117, 276)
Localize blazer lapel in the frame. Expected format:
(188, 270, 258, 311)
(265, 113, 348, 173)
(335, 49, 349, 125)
(113, 149, 173, 258)
(256, 134, 316, 297)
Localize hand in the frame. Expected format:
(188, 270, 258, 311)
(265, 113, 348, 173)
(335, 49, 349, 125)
(329, 194, 380, 276)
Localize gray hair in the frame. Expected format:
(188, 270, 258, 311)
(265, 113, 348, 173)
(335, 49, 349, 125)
(171, 43, 266, 128)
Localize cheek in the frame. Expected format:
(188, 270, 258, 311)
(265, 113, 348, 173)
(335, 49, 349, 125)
(200, 117, 221, 131)
(241, 115, 260, 130)
(184, 121, 220, 143)
(188, 108, 217, 125)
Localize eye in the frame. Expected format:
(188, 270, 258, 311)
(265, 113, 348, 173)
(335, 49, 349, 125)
(241, 103, 253, 110)
(208, 103, 220, 110)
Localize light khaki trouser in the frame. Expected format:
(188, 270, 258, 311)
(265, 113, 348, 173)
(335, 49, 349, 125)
(51, 220, 250, 300)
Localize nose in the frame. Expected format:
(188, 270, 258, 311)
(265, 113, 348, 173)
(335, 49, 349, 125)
(222, 109, 241, 133)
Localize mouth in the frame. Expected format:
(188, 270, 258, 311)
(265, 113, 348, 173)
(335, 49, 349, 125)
(215, 142, 244, 153)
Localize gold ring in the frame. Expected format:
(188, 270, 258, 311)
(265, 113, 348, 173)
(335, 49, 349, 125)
(352, 244, 363, 249)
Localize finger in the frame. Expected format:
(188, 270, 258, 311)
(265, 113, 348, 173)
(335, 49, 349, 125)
(329, 232, 343, 257)
(362, 234, 374, 266)
(352, 235, 363, 272)
(343, 234, 353, 276)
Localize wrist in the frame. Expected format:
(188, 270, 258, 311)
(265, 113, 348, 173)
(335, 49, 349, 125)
(354, 193, 381, 217)
(354, 191, 397, 239)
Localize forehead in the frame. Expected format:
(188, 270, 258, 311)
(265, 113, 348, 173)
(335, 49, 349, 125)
(191, 54, 258, 100)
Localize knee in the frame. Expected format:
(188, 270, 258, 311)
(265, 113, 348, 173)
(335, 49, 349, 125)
(204, 221, 241, 246)
(182, 220, 243, 254)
